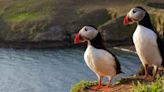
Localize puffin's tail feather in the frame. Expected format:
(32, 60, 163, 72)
(115, 57, 123, 74)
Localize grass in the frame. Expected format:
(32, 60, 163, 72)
(70, 75, 164, 92)
(0, 0, 55, 19)
(6, 12, 48, 23)
(132, 76, 164, 92)
(0, 0, 56, 40)
(70, 80, 96, 92)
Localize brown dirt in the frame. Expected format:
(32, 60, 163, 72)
(80, 84, 132, 92)
(87, 84, 132, 92)
(80, 76, 152, 92)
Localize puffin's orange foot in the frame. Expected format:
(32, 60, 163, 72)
(143, 75, 149, 80)
(148, 77, 155, 82)
(90, 85, 102, 90)
(142, 76, 155, 82)
(97, 85, 102, 89)
(90, 85, 110, 92)
(101, 85, 110, 92)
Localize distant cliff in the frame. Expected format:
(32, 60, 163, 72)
(0, 0, 163, 48)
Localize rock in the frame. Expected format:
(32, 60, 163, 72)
(68, 8, 113, 46)
(32, 25, 70, 47)
(147, 0, 164, 9)
(99, 16, 136, 46)
(70, 8, 112, 33)
(34, 25, 68, 42)
(0, 6, 163, 48)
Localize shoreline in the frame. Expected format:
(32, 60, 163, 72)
(0, 41, 135, 50)
(113, 46, 136, 54)
(0, 41, 71, 49)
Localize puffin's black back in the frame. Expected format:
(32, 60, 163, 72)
(90, 31, 122, 74)
(136, 6, 164, 66)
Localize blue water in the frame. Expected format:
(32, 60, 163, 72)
(0, 48, 141, 92)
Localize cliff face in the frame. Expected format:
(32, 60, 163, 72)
(0, 0, 163, 48)
(99, 16, 136, 46)
(147, 0, 164, 3)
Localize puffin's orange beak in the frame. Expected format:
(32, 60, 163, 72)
(74, 32, 86, 44)
(74, 32, 80, 44)
(123, 16, 132, 26)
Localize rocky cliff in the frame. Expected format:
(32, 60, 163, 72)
(0, 0, 163, 48)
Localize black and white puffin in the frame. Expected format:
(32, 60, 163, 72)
(123, 6, 164, 81)
(74, 25, 122, 89)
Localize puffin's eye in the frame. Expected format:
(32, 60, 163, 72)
(133, 10, 136, 13)
(84, 28, 88, 31)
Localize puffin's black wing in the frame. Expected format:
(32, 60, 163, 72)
(107, 50, 122, 74)
(157, 37, 164, 66)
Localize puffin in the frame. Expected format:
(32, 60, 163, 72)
(123, 6, 164, 81)
(74, 25, 122, 89)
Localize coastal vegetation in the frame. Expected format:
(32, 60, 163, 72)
(71, 75, 164, 92)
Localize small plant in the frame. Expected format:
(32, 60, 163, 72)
(70, 80, 96, 92)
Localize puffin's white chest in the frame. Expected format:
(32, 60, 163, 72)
(84, 45, 116, 77)
(133, 25, 162, 66)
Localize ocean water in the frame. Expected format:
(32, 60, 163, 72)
(0, 48, 140, 92)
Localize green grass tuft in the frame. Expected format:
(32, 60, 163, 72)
(70, 80, 96, 92)
(132, 76, 164, 92)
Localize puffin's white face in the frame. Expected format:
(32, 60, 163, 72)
(74, 26, 98, 44)
(124, 7, 146, 25)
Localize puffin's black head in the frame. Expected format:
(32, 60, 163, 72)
(74, 25, 105, 49)
(74, 25, 99, 44)
(123, 6, 154, 30)
(135, 6, 146, 11)
(123, 6, 147, 25)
